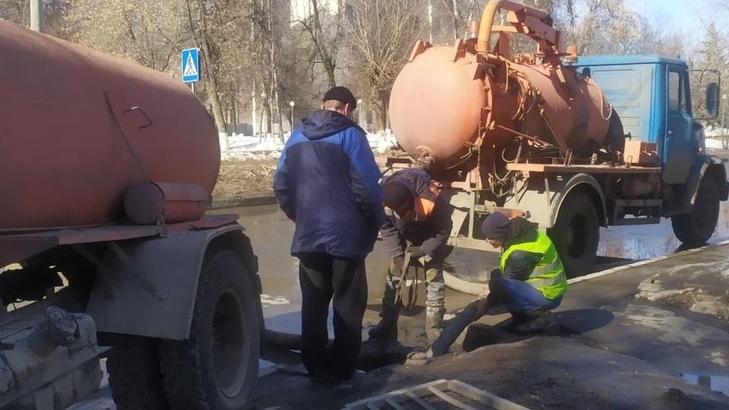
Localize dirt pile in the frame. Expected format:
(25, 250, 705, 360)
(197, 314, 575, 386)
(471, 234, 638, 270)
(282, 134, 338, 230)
(213, 159, 278, 198)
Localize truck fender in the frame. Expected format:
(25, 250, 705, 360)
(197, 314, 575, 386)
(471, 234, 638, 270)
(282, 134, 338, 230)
(85, 224, 260, 341)
(684, 155, 729, 210)
(548, 173, 607, 228)
(503, 173, 606, 228)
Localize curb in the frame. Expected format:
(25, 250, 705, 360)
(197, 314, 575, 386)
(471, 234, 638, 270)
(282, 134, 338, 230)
(210, 193, 277, 209)
(444, 238, 729, 295)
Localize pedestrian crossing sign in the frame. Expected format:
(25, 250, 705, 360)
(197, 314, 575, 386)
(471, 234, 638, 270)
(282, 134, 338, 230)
(181, 48, 200, 83)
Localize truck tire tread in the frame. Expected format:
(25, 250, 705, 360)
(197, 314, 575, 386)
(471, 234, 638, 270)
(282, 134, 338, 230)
(548, 191, 599, 277)
(672, 177, 720, 246)
(160, 248, 260, 410)
(107, 342, 169, 410)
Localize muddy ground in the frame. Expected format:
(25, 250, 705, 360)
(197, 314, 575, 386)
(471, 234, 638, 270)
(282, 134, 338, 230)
(254, 243, 729, 409)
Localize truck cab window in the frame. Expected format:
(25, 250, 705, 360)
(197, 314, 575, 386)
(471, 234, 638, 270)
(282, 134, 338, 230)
(668, 69, 691, 115)
(668, 71, 680, 112)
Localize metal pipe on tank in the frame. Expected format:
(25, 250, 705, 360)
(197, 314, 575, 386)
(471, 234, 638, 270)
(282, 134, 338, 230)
(476, 0, 549, 55)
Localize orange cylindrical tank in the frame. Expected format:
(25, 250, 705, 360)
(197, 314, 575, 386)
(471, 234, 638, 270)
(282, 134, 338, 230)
(389, 46, 487, 162)
(389, 43, 614, 170)
(389, 0, 618, 173)
(0, 21, 219, 230)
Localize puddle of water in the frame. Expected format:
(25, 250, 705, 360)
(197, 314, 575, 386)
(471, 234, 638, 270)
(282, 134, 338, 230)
(599, 201, 729, 261)
(681, 373, 729, 396)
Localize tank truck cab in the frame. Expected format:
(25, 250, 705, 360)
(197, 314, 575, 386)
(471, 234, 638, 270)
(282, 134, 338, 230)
(499, 56, 729, 274)
(572, 56, 728, 245)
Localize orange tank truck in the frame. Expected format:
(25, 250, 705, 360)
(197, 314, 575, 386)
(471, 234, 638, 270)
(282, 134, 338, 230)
(0, 21, 262, 410)
(387, 0, 728, 274)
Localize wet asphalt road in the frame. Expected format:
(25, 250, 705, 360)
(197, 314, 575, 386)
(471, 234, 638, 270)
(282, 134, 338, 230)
(230, 198, 729, 336)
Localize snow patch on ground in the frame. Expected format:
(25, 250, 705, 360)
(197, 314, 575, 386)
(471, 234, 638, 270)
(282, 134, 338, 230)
(706, 138, 727, 149)
(260, 294, 291, 307)
(219, 130, 398, 161)
(703, 126, 729, 149)
(618, 304, 729, 347)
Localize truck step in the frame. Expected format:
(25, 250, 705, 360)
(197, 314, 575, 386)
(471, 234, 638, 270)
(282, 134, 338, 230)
(612, 199, 663, 226)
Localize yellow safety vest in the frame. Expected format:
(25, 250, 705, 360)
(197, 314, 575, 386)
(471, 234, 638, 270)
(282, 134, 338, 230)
(499, 231, 567, 300)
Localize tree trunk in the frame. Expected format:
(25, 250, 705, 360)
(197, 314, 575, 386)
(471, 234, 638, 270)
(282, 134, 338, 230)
(201, 37, 227, 133)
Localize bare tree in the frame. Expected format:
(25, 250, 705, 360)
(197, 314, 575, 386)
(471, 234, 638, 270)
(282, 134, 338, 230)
(348, 0, 422, 130)
(295, 0, 347, 88)
(249, 0, 286, 137)
(67, 0, 184, 71)
(2, 0, 70, 37)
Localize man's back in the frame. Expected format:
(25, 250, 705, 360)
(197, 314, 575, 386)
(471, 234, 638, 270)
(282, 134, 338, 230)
(274, 109, 383, 258)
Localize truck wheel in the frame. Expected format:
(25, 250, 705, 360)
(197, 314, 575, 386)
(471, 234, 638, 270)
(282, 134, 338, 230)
(160, 249, 260, 410)
(672, 177, 720, 247)
(108, 342, 169, 410)
(548, 191, 599, 277)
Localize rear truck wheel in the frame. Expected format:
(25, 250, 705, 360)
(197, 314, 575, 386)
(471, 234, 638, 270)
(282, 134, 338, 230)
(672, 177, 720, 247)
(548, 191, 600, 277)
(108, 341, 169, 410)
(160, 249, 261, 410)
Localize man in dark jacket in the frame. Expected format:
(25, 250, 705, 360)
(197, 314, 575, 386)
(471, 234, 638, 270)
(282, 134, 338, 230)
(369, 168, 452, 343)
(274, 86, 384, 380)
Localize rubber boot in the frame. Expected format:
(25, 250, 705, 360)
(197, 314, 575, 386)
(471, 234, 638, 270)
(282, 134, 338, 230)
(516, 308, 558, 334)
(368, 279, 400, 342)
(425, 307, 445, 342)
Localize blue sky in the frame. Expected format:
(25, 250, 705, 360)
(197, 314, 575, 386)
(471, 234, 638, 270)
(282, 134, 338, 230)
(629, 0, 710, 37)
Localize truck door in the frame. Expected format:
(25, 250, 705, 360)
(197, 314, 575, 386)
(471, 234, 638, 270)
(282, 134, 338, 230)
(662, 65, 695, 184)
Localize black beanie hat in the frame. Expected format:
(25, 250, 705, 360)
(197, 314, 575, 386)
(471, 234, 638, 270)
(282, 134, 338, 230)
(323, 86, 357, 110)
(481, 212, 510, 241)
(383, 181, 415, 214)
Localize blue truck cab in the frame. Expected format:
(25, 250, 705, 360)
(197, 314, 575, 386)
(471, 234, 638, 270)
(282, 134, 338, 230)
(575, 55, 728, 231)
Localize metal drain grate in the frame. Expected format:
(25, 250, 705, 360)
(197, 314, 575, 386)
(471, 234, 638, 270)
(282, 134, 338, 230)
(343, 379, 530, 410)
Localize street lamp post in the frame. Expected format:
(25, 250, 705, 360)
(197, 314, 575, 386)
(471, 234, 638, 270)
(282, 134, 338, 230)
(30, 0, 41, 32)
(357, 98, 364, 130)
(289, 101, 295, 133)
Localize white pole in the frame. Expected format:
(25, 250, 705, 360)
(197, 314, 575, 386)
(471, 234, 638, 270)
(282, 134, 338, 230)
(30, 0, 41, 32)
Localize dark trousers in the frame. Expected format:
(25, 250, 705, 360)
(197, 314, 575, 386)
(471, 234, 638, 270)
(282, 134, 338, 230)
(298, 252, 367, 379)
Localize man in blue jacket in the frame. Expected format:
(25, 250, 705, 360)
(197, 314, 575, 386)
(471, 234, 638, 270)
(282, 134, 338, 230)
(274, 86, 384, 381)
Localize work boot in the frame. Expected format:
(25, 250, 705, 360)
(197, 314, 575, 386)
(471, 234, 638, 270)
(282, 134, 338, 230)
(516, 308, 558, 334)
(425, 307, 445, 342)
(369, 280, 400, 342)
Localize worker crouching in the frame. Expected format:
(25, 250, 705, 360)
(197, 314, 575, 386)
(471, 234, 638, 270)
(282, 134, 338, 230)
(481, 212, 566, 331)
(426, 211, 567, 357)
(369, 168, 453, 343)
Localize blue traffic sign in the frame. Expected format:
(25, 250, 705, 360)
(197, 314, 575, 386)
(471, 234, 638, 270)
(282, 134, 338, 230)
(181, 48, 200, 83)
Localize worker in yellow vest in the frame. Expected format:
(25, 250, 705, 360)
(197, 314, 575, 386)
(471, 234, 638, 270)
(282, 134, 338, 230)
(480, 211, 567, 332)
(423, 211, 567, 357)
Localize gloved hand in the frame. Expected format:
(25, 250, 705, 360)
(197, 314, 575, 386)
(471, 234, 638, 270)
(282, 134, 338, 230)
(388, 256, 405, 275)
(406, 246, 427, 259)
